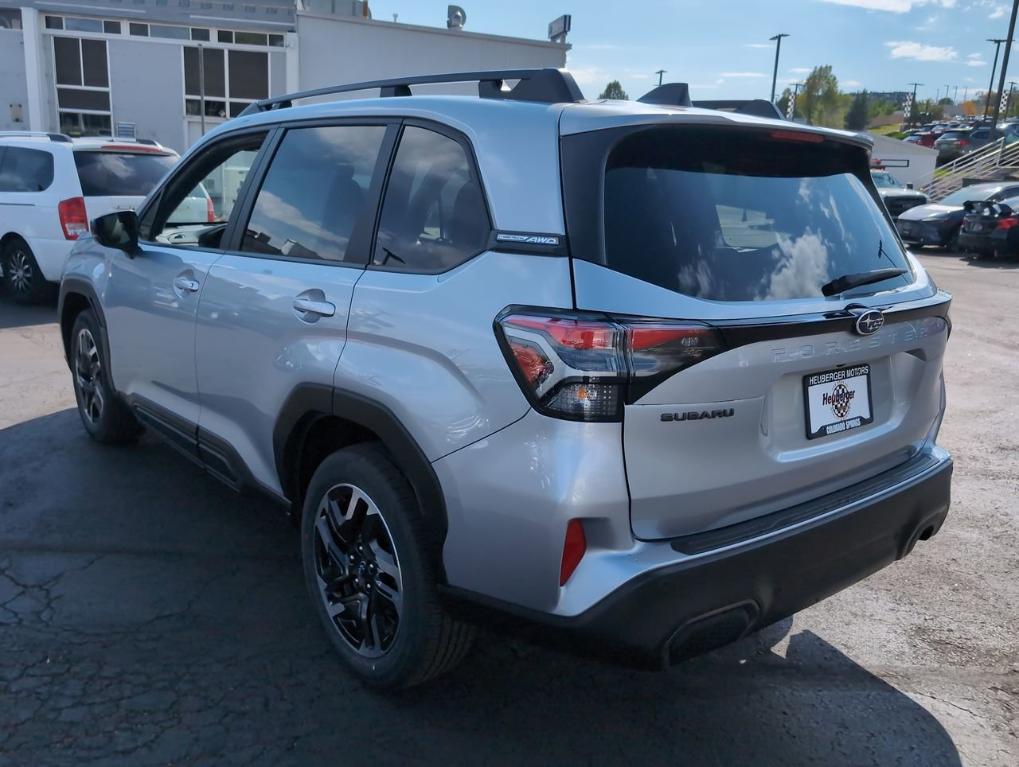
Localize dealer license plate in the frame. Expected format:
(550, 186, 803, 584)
(803, 364, 874, 440)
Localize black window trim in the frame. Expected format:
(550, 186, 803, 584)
(223, 117, 401, 268)
(366, 117, 494, 275)
(136, 125, 274, 251)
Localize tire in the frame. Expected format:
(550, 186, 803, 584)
(70, 310, 142, 444)
(944, 227, 960, 252)
(2, 239, 51, 304)
(301, 444, 474, 689)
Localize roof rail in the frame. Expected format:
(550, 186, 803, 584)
(0, 131, 72, 143)
(637, 83, 692, 107)
(692, 99, 785, 120)
(239, 68, 584, 116)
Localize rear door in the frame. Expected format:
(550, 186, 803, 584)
(194, 122, 393, 493)
(73, 145, 178, 219)
(562, 124, 951, 540)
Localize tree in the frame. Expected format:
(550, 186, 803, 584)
(844, 90, 869, 131)
(598, 80, 628, 100)
(799, 65, 840, 126)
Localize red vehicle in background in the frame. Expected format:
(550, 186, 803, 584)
(904, 131, 936, 148)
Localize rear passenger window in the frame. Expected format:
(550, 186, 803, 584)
(373, 126, 489, 272)
(0, 147, 55, 192)
(241, 125, 386, 262)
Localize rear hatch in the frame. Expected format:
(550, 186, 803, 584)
(561, 121, 951, 540)
(73, 144, 178, 220)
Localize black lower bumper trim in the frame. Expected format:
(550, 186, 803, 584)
(443, 452, 952, 669)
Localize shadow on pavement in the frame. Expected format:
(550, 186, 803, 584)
(0, 410, 963, 766)
(0, 294, 59, 330)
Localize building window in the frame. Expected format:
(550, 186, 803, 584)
(183, 46, 268, 120)
(53, 36, 111, 137)
(65, 17, 103, 33)
(0, 9, 23, 29)
(217, 30, 233, 43)
(129, 23, 149, 36)
(45, 15, 63, 30)
(103, 20, 121, 34)
(150, 24, 190, 40)
(191, 27, 210, 41)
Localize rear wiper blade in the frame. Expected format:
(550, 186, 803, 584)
(821, 267, 907, 297)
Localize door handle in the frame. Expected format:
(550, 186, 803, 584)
(293, 297, 336, 317)
(173, 276, 201, 293)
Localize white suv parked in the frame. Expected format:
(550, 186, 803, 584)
(0, 132, 181, 303)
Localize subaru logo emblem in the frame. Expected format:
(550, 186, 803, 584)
(854, 309, 885, 336)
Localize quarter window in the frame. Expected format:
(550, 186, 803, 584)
(0, 147, 55, 193)
(241, 126, 386, 262)
(373, 126, 489, 272)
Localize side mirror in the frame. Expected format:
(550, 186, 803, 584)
(92, 211, 139, 255)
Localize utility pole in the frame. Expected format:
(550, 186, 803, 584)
(907, 82, 923, 128)
(992, 2, 1019, 135)
(655, 69, 666, 87)
(985, 38, 1007, 120)
(769, 33, 789, 103)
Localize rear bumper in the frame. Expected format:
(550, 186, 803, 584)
(958, 229, 993, 252)
(897, 220, 953, 246)
(446, 448, 952, 668)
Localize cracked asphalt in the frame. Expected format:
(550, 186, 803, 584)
(0, 251, 1016, 766)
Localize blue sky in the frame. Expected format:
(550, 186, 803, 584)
(369, 1, 1018, 102)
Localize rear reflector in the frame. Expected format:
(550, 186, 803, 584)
(559, 519, 587, 586)
(58, 196, 88, 240)
(496, 310, 724, 421)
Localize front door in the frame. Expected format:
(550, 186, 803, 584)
(104, 130, 268, 428)
(195, 122, 393, 494)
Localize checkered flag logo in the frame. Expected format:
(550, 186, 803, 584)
(786, 92, 796, 120)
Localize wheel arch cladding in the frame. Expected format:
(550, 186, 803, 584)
(58, 280, 105, 368)
(274, 384, 449, 557)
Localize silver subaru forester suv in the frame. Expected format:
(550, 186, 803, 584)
(59, 70, 953, 688)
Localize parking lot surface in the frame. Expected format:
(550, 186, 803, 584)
(0, 252, 1016, 767)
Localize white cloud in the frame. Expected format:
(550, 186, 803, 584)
(720, 71, 767, 78)
(967, 52, 988, 67)
(885, 40, 959, 61)
(744, 43, 773, 49)
(818, 0, 955, 11)
(989, 4, 1009, 19)
(844, 79, 864, 88)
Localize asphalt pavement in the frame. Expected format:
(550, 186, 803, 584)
(0, 251, 1016, 766)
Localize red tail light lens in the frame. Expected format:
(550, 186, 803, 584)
(559, 519, 587, 586)
(496, 310, 724, 421)
(996, 216, 1019, 230)
(206, 195, 216, 223)
(58, 196, 88, 240)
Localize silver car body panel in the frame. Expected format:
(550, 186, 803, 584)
(338, 251, 574, 461)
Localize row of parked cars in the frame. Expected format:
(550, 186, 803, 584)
(903, 120, 1019, 164)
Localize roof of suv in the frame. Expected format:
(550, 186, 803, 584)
(193, 73, 875, 235)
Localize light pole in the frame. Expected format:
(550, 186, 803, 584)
(769, 33, 789, 103)
(992, 3, 1019, 135)
(655, 69, 666, 87)
(985, 38, 1007, 120)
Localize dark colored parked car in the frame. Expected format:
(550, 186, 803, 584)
(871, 170, 928, 218)
(897, 182, 1019, 248)
(934, 128, 992, 164)
(958, 196, 1019, 259)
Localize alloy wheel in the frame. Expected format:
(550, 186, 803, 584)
(7, 249, 33, 295)
(313, 483, 404, 658)
(74, 328, 105, 425)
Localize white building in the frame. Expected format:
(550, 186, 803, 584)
(0, 1, 569, 152)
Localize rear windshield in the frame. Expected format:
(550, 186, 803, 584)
(939, 131, 969, 140)
(73, 151, 177, 196)
(582, 128, 911, 302)
(938, 185, 1010, 206)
